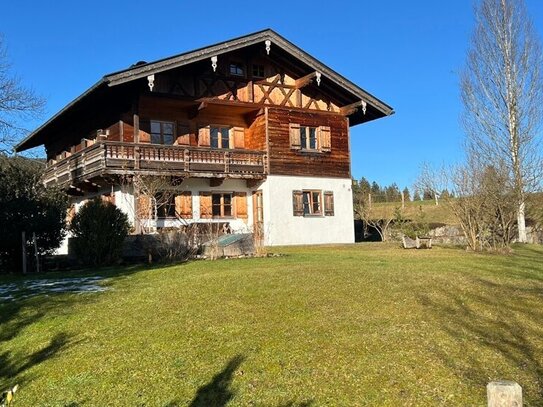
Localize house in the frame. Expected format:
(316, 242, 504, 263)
(15, 29, 393, 247)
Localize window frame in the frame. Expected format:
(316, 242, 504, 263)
(252, 64, 265, 78)
(210, 125, 231, 149)
(150, 120, 175, 145)
(229, 62, 245, 77)
(299, 126, 319, 151)
(302, 190, 323, 216)
(155, 193, 176, 219)
(211, 192, 233, 218)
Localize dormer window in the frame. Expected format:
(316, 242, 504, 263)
(229, 63, 245, 76)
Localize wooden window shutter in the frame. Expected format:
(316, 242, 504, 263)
(139, 119, 151, 143)
(324, 191, 334, 216)
(177, 122, 190, 146)
(198, 126, 210, 147)
(292, 190, 304, 216)
(231, 127, 245, 149)
(137, 195, 151, 219)
(234, 192, 248, 222)
(199, 192, 212, 218)
(289, 123, 301, 150)
(319, 126, 331, 152)
(175, 192, 192, 219)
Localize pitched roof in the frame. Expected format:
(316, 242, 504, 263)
(15, 29, 393, 152)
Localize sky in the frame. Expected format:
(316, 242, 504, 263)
(2, 0, 543, 190)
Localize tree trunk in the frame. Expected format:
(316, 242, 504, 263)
(517, 201, 527, 243)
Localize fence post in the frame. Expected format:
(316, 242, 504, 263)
(21, 231, 27, 275)
(487, 381, 522, 407)
(368, 193, 372, 209)
(33, 232, 40, 273)
(401, 191, 405, 209)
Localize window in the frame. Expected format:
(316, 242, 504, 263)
(300, 126, 318, 150)
(151, 121, 174, 145)
(252, 64, 265, 78)
(212, 193, 233, 218)
(210, 126, 231, 149)
(229, 63, 244, 76)
(302, 190, 322, 215)
(293, 190, 334, 216)
(289, 124, 331, 152)
(156, 193, 176, 218)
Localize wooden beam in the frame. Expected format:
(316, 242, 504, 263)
(340, 100, 368, 116)
(295, 72, 318, 89)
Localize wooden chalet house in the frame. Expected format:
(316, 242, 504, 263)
(15, 30, 393, 248)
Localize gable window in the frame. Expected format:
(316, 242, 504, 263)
(252, 64, 265, 78)
(212, 193, 232, 218)
(210, 126, 231, 149)
(151, 121, 175, 145)
(229, 63, 245, 76)
(293, 190, 334, 216)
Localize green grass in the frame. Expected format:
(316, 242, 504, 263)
(2, 244, 543, 406)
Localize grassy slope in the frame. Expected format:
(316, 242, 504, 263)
(1, 244, 543, 406)
(368, 199, 457, 225)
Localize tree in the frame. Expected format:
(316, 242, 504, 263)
(70, 198, 130, 266)
(461, 0, 543, 242)
(353, 192, 396, 242)
(402, 187, 411, 202)
(0, 155, 68, 272)
(0, 35, 44, 153)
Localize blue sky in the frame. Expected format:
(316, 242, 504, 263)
(2, 0, 543, 190)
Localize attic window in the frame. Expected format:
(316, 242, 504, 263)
(252, 64, 265, 78)
(229, 63, 245, 76)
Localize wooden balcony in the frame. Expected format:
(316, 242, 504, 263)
(44, 141, 268, 188)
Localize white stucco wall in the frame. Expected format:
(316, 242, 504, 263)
(260, 175, 354, 246)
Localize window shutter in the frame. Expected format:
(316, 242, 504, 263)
(324, 191, 334, 216)
(319, 126, 331, 152)
(139, 119, 151, 143)
(234, 192, 248, 222)
(199, 192, 212, 218)
(177, 122, 190, 146)
(175, 192, 192, 219)
(198, 126, 210, 147)
(231, 127, 245, 149)
(137, 195, 151, 219)
(292, 190, 304, 216)
(289, 123, 301, 150)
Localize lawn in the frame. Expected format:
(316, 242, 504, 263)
(1, 244, 543, 406)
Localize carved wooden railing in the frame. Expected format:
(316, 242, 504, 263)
(44, 141, 267, 187)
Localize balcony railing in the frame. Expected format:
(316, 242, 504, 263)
(44, 141, 267, 187)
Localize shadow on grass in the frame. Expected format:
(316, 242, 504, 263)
(162, 355, 313, 407)
(0, 332, 75, 389)
(418, 259, 543, 403)
(188, 354, 245, 407)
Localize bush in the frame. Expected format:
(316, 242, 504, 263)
(70, 198, 130, 266)
(0, 155, 68, 273)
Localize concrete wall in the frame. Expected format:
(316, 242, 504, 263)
(260, 175, 354, 246)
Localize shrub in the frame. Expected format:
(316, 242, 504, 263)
(70, 198, 130, 266)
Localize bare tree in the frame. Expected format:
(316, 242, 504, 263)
(0, 34, 44, 154)
(461, 0, 543, 243)
(353, 193, 396, 242)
